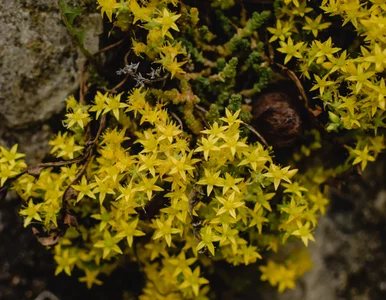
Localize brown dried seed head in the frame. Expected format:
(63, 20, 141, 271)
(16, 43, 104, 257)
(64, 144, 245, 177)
(252, 92, 302, 148)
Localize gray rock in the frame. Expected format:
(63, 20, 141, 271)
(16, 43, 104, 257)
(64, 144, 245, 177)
(0, 0, 102, 163)
(0, 1, 102, 128)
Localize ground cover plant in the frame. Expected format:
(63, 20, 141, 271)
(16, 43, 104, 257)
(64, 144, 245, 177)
(1, 0, 385, 298)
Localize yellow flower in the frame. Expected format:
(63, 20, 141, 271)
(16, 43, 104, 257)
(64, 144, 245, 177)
(153, 8, 181, 37)
(291, 221, 315, 247)
(220, 133, 248, 157)
(97, 0, 117, 22)
(346, 63, 375, 94)
(194, 135, 221, 161)
(263, 164, 298, 190)
(103, 93, 128, 121)
(94, 230, 123, 258)
(19, 199, 43, 227)
(130, 0, 152, 24)
(215, 191, 245, 219)
(302, 15, 331, 37)
(54, 249, 77, 276)
(156, 122, 182, 143)
(89, 91, 108, 120)
(72, 176, 97, 203)
(364, 43, 386, 72)
(277, 37, 304, 64)
(168, 153, 198, 182)
(153, 217, 181, 246)
(116, 218, 145, 247)
(196, 168, 224, 196)
(168, 251, 197, 277)
(196, 226, 221, 256)
(351, 145, 376, 170)
(179, 267, 209, 297)
(284, 0, 299, 7)
(156, 54, 186, 78)
(65, 108, 90, 129)
(137, 176, 164, 200)
(267, 20, 292, 42)
(79, 269, 103, 289)
(55, 135, 83, 160)
(310, 74, 335, 96)
(131, 39, 147, 57)
(0, 144, 25, 165)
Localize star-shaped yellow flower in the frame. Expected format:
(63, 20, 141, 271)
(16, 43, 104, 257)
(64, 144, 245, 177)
(153, 8, 181, 37)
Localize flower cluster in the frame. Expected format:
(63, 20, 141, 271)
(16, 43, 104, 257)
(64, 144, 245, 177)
(269, 0, 386, 170)
(0, 86, 325, 297)
(0, 145, 26, 187)
(97, 0, 187, 78)
(259, 248, 312, 293)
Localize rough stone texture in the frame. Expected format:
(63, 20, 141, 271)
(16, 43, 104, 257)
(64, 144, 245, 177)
(0, 0, 102, 163)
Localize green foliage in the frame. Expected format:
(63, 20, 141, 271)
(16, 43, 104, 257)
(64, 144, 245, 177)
(58, 0, 86, 47)
(1, 0, 386, 298)
(211, 0, 235, 10)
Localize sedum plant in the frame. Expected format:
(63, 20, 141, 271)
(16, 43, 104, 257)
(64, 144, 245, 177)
(0, 0, 385, 298)
(269, 0, 386, 171)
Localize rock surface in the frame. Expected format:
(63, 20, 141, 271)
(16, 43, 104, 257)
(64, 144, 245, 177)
(0, 0, 102, 163)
